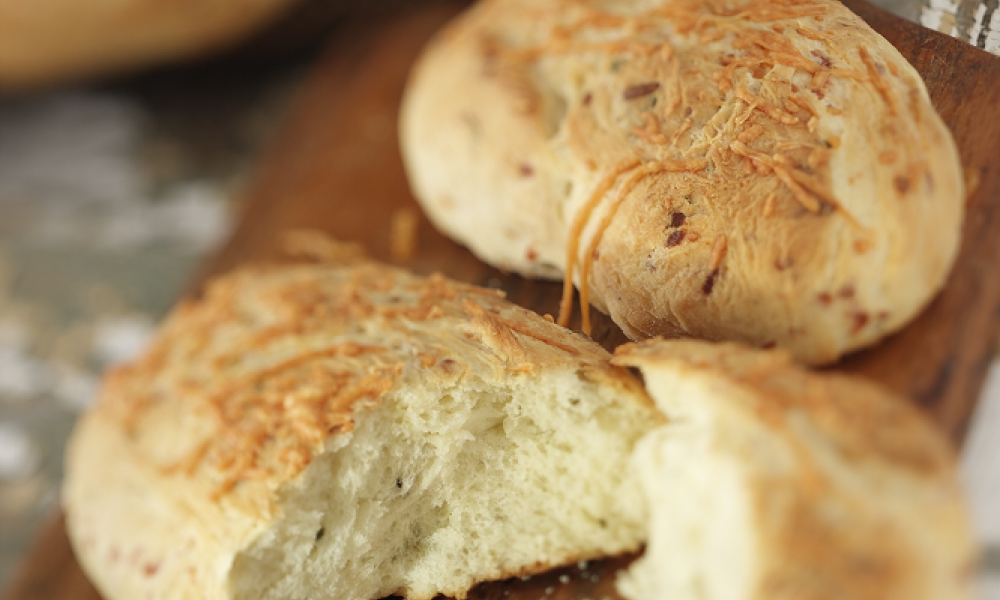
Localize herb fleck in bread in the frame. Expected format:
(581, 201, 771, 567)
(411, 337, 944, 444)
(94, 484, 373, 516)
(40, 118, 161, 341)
(400, 0, 964, 364)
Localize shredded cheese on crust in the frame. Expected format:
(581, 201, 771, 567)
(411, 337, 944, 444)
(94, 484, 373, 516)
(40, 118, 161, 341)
(480, 0, 904, 338)
(558, 159, 641, 327)
(100, 262, 609, 500)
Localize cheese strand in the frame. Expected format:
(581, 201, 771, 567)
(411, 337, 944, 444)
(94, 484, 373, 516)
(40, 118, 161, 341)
(579, 159, 708, 335)
(558, 159, 641, 327)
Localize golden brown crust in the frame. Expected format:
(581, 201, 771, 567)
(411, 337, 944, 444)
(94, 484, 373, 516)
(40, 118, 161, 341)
(613, 339, 975, 600)
(400, 0, 964, 364)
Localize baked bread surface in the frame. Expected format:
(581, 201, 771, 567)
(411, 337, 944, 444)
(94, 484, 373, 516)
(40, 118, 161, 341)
(400, 0, 964, 364)
(63, 260, 660, 600)
(614, 339, 974, 600)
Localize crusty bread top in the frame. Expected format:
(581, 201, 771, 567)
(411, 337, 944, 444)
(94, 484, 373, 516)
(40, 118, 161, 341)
(93, 259, 648, 513)
(400, 0, 964, 364)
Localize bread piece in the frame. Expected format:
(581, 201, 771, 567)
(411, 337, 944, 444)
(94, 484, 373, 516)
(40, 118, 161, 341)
(63, 260, 661, 600)
(614, 339, 974, 600)
(0, 0, 301, 90)
(64, 259, 973, 600)
(399, 0, 964, 364)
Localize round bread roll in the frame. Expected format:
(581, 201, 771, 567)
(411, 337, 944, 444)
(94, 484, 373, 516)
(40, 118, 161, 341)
(400, 0, 965, 365)
(63, 260, 660, 600)
(63, 259, 973, 600)
(0, 0, 303, 90)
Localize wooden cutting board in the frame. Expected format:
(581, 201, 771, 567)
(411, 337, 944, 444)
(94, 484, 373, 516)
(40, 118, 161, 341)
(5, 2, 1000, 599)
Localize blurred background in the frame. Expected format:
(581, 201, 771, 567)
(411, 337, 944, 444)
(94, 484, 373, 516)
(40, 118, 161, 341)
(0, 0, 997, 596)
(0, 65, 299, 585)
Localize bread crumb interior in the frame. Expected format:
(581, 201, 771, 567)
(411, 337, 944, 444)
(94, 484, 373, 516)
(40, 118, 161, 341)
(229, 368, 655, 600)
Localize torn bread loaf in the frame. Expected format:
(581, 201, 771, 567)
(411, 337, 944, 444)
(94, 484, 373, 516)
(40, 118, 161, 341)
(64, 260, 973, 600)
(614, 339, 974, 600)
(63, 260, 661, 600)
(399, 0, 965, 365)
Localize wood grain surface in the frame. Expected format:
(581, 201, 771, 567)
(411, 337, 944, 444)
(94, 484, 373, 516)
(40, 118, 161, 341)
(4, 2, 1000, 599)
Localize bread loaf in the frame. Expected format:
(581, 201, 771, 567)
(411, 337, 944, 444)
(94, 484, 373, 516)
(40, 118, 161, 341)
(400, 0, 964, 364)
(64, 260, 973, 600)
(63, 259, 661, 600)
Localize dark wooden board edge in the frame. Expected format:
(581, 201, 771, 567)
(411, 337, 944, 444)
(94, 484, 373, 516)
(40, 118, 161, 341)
(838, 0, 1000, 441)
(6, 2, 1000, 600)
